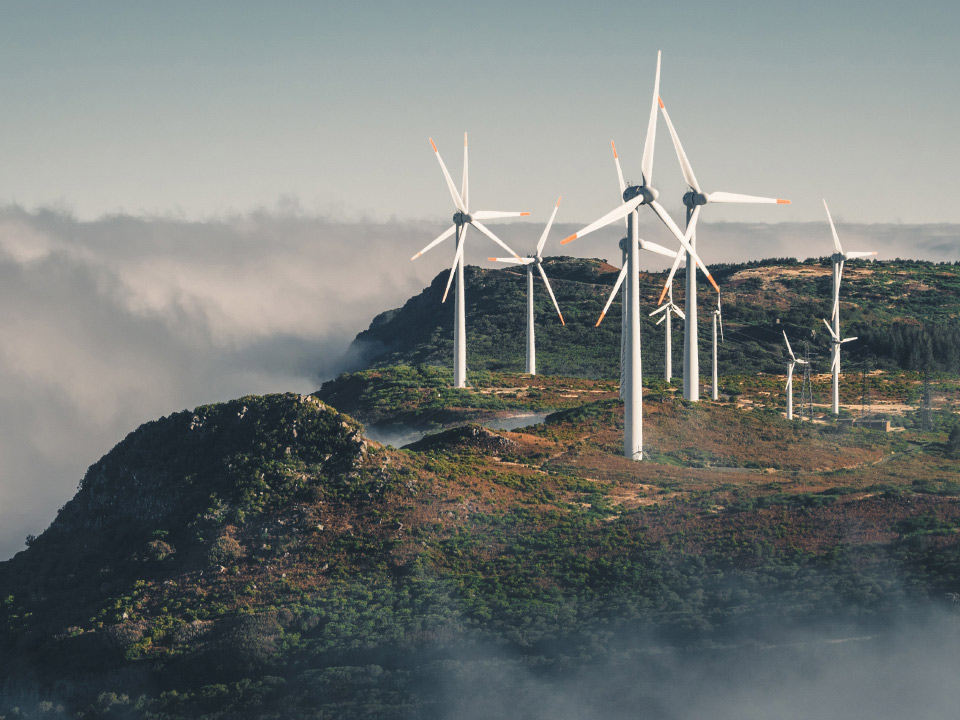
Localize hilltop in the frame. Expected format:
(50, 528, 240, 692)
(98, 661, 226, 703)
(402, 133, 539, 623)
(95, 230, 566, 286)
(3, 373, 960, 718)
(347, 256, 960, 379)
(3, 257, 960, 718)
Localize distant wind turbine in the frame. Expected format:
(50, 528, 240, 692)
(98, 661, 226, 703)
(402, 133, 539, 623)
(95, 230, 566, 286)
(489, 196, 565, 375)
(657, 96, 790, 403)
(648, 283, 685, 382)
(822, 199, 875, 414)
(783, 331, 808, 420)
(561, 52, 717, 460)
(710, 292, 723, 401)
(411, 133, 528, 388)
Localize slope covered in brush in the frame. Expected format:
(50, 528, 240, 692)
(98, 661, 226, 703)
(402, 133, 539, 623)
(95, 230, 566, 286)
(347, 257, 960, 379)
(4, 384, 960, 718)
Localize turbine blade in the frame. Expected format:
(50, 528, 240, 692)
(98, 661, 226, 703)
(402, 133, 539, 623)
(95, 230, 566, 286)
(672, 304, 686, 321)
(842, 336, 858, 344)
(560, 196, 644, 245)
(783, 330, 796, 361)
(470, 210, 531, 220)
(537, 263, 565, 325)
(461, 132, 469, 211)
(832, 259, 844, 320)
(640, 50, 661, 186)
(472, 220, 521, 259)
(597, 264, 628, 326)
(442, 226, 468, 303)
(412, 224, 457, 260)
(719, 311, 724, 343)
(611, 141, 626, 196)
(612, 141, 627, 229)
(822, 318, 839, 342)
(705, 191, 790, 204)
(536, 196, 562, 257)
(845, 251, 877, 259)
(657, 245, 686, 305)
(659, 95, 701, 193)
(639, 238, 680, 259)
(823, 198, 843, 255)
(656, 315, 666, 326)
(831, 350, 839, 373)
(649, 304, 669, 317)
(649, 200, 719, 292)
(488, 257, 528, 264)
(430, 138, 465, 212)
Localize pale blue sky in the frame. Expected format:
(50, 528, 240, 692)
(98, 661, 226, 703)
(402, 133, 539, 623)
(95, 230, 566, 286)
(0, 1, 956, 224)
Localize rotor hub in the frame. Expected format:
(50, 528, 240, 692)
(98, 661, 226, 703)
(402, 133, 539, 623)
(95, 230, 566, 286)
(683, 191, 708, 208)
(453, 212, 472, 226)
(623, 184, 658, 204)
(619, 237, 630, 252)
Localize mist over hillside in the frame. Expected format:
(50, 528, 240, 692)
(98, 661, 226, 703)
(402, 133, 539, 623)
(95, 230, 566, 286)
(1, 204, 957, 560)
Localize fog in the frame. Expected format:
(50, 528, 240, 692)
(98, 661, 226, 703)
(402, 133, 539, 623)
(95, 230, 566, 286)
(0, 205, 956, 560)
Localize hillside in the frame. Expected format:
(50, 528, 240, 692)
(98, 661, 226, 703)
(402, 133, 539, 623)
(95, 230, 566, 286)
(4, 383, 960, 718)
(347, 257, 960, 380)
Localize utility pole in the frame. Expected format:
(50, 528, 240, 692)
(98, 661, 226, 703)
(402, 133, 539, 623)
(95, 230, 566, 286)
(800, 340, 814, 422)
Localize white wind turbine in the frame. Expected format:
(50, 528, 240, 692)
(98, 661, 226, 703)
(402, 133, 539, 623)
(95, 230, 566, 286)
(782, 330, 808, 420)
(488, 196, 565, 375)
(648, 283, 685, 382)
(411, 133, 529, 388)
(822, 199, 875, 414)
(656, 96, 790, 403)
(710, 291, 723, 400)
(560, 51, 718, 461)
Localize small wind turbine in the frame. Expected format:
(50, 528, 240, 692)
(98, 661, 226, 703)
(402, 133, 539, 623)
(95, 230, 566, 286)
(657, 96, 790, 403)
(648, 284, 685, 382)
(489, 196, 565, 375)
(822, 318, 858, 413)
(783, 330, 808, 420)
(411, 133, 528, 388)
(822, 199, 875, 414)
(561, 52, 717, 460)
(710, 291, 723, 400)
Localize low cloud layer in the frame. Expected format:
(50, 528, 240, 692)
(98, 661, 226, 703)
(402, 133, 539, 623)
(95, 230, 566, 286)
(0, 206, 956, 559)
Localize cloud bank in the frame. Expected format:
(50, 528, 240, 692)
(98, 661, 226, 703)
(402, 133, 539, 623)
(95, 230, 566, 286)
(0, 206, 955, 559)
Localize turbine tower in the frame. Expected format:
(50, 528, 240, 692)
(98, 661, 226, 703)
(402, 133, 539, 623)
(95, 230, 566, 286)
(648, 283, 685, 381)
(411, 133, 528, 387)
(560, 52, 717, 460)
(710, 292, 723, 400)
(489, 196, 565, 375)
(783, 330, 808, 420)
(822, 199, 875, 414)
(657, 97, 790, 403)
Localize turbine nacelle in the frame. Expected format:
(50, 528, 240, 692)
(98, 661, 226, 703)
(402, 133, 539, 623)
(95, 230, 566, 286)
(623, 184, 658, 204)
(453, 211, 472, 226)
(683, 191, 708, 209)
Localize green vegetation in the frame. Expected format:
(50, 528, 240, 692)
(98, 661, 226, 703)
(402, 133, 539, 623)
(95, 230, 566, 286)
(3, 258, 960, 718)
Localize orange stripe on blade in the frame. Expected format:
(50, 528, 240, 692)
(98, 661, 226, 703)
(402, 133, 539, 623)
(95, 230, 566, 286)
(658, 96, 664, 109)
(430, 138, 437, 152)
(706, 274, 720, 292)
(611, 141, 618, 158)
(556, 196, 562, 206)
(777, 199, 790, 204)
(560, 233, 578, 245)
(595, 312, 606, 327)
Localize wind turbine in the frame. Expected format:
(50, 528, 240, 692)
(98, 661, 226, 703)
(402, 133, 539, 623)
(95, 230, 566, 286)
(411, 133, 528, 388)
(648, 283, 685, 382)
(783, 331, 808, 420)
(822, 318, 858, 415)
(489, 196, 565, 375)
(710, 291, 723, 400)
(560, 51, 718, 461)
(657, 96, 790, 403)
(822, 199, 875, 414)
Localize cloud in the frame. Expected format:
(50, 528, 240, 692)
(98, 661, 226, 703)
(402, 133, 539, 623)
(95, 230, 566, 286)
(1, 206, 956, 559)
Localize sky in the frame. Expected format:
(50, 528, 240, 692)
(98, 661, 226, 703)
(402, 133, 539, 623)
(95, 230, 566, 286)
(0, 1, 957, 225)
(0, 1, 958, 560)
